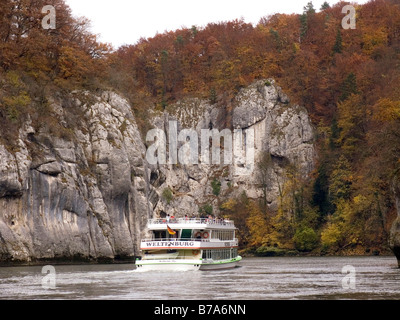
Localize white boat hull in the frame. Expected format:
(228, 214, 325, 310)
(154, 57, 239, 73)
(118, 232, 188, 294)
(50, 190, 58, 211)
(199, 260, 241, 270)
(135, 257, 242, 272)
(135, 259, 201, 272)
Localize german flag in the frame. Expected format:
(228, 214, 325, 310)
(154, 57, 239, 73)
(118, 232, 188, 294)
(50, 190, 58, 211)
(167, 225, 176, 235)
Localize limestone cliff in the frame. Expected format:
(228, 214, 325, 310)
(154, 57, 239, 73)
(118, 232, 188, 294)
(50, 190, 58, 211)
(0, 91, 154, 263)
(0, 79, 316, 264)
(150, 79, 315, 218)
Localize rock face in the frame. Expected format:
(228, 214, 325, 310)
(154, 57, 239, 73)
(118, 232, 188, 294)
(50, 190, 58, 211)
(0, 79, 316, 264)
(0, 91, 153, 263)
(150, 79, 315, 217)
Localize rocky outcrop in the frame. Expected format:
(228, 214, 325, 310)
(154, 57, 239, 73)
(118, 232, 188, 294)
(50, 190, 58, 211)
(0, 91, 153, 263)
(150, 79, 315, 217)
(0, 79, 316, 264)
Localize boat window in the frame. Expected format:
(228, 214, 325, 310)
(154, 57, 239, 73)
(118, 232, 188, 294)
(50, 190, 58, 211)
(202, 249, 238, 260)
(211, 230, 235, 240)
(154, 231, 166, 239)
(181, 229, 192, 239)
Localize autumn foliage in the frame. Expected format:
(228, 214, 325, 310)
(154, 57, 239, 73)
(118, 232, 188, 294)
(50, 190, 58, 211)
(108, 0, 400, 255)
(2, 0, 400, 254)
(0, 0, 111, 148)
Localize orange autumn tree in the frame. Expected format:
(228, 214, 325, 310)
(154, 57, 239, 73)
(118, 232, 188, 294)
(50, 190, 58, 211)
(0, 0, 111, 147)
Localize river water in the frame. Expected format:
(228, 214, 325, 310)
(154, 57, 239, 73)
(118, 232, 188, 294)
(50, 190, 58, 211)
(0, 256, 399, 300)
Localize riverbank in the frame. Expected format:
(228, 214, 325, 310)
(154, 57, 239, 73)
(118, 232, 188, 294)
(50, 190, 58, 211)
(0, 256, 138, 267)
(0, 246, 395, 267)
(240, 245, 394, 259)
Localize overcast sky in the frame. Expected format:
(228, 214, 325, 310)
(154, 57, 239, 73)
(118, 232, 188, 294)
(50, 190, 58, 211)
(64, 0, 369, 49)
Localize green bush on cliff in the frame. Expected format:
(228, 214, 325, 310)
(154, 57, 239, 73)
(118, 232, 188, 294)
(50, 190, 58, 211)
(199, 204, 213, 216)
(162, 187, 173, 204)
(211, 179, 221, 196)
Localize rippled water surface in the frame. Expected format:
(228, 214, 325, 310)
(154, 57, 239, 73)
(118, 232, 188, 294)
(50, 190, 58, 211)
(0, 256, 399, 300)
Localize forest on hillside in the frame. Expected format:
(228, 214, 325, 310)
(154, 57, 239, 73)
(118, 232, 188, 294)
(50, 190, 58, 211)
(1, 0, 400, 255)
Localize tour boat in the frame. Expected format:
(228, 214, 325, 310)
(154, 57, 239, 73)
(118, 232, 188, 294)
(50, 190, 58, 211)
(135, 217, 242, 271)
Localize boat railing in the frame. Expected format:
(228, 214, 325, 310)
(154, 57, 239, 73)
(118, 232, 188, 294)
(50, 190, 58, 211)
(148, 218, 235, 226)
(141, 238, 239, 243)
(142, 238, 208, 243)
(142, 255, 197, 261)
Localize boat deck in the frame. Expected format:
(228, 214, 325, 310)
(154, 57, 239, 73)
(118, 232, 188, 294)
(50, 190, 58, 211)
(147, 218, 236, 230)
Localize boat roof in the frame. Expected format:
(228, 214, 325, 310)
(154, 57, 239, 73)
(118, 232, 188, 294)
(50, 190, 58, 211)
(147, 218, 237, 230)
